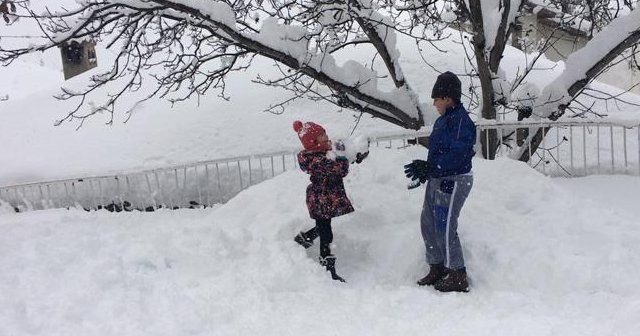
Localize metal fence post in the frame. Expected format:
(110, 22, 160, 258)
(583, 126, 587, 176)
(542, 126, 547, 175)
(181, 167, 188, 208)
(569, 126, 574, 174)
(498, 127, 503, 155)
(194, 166, 203, 207)
(98, 179, 104, 209)
(528, 126, 533, 166)
(173, 169, 180, 208)
(145, 173, 157, 210)
(610, 126, 614, 174)
(125, 176, 132, 209)
(205, 164, 212, 206)
(282, 155, 286, 172)
(270, 156, 275, 177)
(38, 185, 45, 210)
(597, 125, 601, 174)
(236, 160, 243, 191)
(72, 182, 79, 209)
(258, 157, 264, 182)
(485, 128, 490, 159)
(154, 172, 162, 208)
(623, 127, 628, 174)
(215, 163, 222, 203)
(248, 158, 253, 186)
(556, 127, 560, 168)
(64, 182, 70, 207)
(89, 180, 97, 210)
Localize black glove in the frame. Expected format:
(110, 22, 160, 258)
(354, 151, 369, 164)
(404, 160, 430, 184)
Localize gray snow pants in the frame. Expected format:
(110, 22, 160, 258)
(420, 174, 473, 271)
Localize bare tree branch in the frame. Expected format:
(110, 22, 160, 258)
(2, 0, 639, 164)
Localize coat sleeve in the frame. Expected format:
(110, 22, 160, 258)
(298, 151, 349, 178)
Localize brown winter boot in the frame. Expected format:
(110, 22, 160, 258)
(434, 268, 469, 293)
(417, 263, 447, 286)
(319, 255, 345, 282)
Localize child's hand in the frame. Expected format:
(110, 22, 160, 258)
(355, 151, 369, 164)
(333, 139, 347, 159)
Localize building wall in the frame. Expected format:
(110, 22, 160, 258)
(515, 13, 640, 95)
(595, 51, 640, 94)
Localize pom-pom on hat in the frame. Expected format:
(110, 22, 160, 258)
(431, 71, 462, 102)
(293, 120, 327, 150)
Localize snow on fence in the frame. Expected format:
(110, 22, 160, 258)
(0, 132, 428, 213)
(476, 119, 640, 177)
(2, 120, 639, 213)
(0, 151, 297, 213)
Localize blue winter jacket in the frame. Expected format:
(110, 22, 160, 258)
(427, 103, 476, 178)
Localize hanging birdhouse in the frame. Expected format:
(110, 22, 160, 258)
(59, 40, 98, 80)
(0, 0, 17, 23)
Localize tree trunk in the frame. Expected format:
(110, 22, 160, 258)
(466, 0, 523, 159)
(517, 127, 551, 163)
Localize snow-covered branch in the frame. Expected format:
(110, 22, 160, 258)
(2, 0, 638, 161)
(535, 7, 640, 120)
(511, 7, 640, 161)
(0, 0, 427, 129)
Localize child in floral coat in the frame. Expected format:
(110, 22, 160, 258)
(292, 120, 355, 282)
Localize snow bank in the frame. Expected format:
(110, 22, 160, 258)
(1, 146, 639, 335)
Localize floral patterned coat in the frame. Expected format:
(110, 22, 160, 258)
(297, 150, 354, 219)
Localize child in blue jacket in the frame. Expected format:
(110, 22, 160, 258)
(405, 71, 476, 292)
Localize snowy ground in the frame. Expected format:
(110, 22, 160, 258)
(1, 146, 639, 336)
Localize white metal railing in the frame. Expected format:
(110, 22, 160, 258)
(476, 119, 640, 177)
(2, 119, 638, 213)
(0, 132, 428, 213)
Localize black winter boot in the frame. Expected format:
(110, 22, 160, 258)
(294, 230, 315, 249)
(434, 268, 469, 293)
(319, 255, 346, 282)
(417, 263, 447, 286)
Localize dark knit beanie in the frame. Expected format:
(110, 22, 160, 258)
(431, 71, 462, 102)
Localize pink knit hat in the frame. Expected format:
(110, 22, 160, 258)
(293, 120, 327, 150)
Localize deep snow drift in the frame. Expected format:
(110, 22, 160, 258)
(1, 145, 639, 336)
